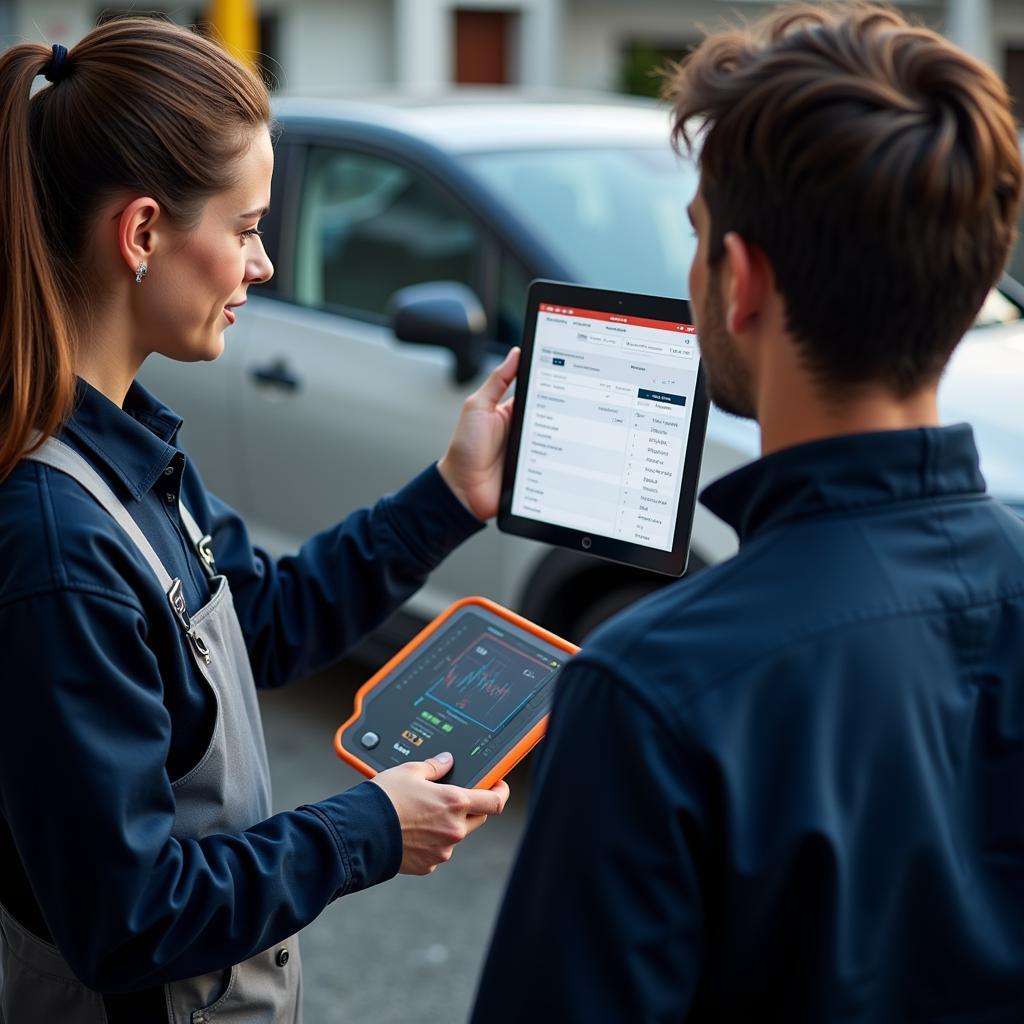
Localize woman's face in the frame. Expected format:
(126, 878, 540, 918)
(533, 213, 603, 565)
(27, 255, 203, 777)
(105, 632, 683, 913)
(139, 126, 275, 364)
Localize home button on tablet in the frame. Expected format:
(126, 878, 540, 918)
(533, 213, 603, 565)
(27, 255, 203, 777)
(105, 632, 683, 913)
(360, 731, 380, 749)
(581, 536, 592, 550)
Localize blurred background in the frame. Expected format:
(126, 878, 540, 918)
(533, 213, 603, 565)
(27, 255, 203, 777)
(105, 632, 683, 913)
(1, 1, 1021, 103)
(4, 2, 1024, 1021)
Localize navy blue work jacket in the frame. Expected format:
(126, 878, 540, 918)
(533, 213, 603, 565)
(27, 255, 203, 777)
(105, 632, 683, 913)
(0, 379, 482, 998)
(473, 425, 1024, 1023)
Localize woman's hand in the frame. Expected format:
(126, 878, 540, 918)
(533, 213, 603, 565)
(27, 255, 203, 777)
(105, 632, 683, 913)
(371, 752, 510, 875)
(437, 347, 520, 521)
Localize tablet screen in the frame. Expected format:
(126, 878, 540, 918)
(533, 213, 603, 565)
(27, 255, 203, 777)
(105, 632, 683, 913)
(510, 300, 699, 552)
(339, 604, 571, 788)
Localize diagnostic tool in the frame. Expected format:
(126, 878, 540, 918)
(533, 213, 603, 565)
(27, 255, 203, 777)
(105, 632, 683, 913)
(499, 280, 710, 576)
(335, 597, 578, 789)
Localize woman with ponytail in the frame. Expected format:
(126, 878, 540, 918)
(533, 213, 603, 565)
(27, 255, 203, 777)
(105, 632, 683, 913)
(0, 19, 514, 1023)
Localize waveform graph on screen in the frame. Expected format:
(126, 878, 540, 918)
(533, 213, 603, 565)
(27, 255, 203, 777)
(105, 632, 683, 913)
(426, 632, 558, 731)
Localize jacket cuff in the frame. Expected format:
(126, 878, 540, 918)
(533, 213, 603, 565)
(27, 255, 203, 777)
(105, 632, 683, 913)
(380, 463, 486, 570)
(310, 780, 403, 897)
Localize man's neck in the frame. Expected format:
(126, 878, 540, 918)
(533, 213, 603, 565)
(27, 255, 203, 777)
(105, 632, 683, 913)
(756, 356, 941, 456)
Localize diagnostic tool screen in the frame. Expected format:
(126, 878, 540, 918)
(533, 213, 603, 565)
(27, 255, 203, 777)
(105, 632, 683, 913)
(511, 302, 700, 552)
(341, 605, 570, 788)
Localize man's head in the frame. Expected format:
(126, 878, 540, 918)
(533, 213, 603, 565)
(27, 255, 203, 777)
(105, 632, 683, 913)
(666, 2, 1023, 419)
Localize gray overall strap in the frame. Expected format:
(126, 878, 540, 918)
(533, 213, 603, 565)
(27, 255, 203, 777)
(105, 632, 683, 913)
(27, 437, 212, 666)
(178, 501, 217, 579)
(26, 438, 173, 591)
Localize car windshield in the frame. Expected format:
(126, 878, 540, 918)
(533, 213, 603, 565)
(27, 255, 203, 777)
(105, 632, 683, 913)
(465, 145, 1024, 324)
(463, 147, 699, 298)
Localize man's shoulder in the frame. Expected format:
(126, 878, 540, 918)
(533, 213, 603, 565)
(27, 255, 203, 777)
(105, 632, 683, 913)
(580, 495, 1024, 717)
(579, 539, 789, 702)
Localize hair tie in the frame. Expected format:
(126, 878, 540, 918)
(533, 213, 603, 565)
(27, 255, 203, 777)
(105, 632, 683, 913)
(42, 43, 70, 84)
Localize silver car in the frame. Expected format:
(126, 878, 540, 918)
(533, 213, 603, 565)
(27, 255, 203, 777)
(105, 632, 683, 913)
(138, 95, 1024, 647)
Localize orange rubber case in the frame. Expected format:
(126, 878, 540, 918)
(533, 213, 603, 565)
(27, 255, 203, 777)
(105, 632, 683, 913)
(334, 596, 579, 789)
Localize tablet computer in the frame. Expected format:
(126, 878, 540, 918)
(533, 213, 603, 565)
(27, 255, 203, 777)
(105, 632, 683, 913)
(498, 280, 710, 577)
(335, 597, 579, 790)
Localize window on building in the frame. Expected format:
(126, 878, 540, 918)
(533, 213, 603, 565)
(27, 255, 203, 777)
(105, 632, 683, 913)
(1005, 47, 1024, 117)
(620, 40, 698, 98)
(293, 147, 482, 320)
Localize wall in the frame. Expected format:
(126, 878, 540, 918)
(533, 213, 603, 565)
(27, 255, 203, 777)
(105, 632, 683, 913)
(5, 0, 1021, 94)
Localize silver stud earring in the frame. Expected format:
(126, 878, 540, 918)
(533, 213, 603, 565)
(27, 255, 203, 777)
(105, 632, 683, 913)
(135, 262, 148, 285)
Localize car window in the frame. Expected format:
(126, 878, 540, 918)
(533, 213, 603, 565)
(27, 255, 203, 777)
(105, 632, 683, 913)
(496, 252, 532, 348)
(294, 147, 482, 318)
(464, 147, 698, 298)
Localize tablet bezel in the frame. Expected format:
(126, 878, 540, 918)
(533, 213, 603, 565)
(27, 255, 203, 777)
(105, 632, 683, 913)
(335, 596, 579, 790)
(498, 280, 710, 577)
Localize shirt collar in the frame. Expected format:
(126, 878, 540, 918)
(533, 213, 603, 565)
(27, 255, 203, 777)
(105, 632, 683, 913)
(61, 377, 184, 502)
(700, 424, 986, 544)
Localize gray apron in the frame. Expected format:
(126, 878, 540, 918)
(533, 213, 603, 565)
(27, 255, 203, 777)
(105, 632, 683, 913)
(0, 437, 302, 1023)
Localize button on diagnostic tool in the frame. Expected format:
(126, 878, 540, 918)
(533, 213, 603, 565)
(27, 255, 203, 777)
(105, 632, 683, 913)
(360, 731, 380, 749)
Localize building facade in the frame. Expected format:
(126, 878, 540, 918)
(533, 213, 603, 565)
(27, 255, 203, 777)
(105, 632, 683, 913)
(2, 1, 1023, 108)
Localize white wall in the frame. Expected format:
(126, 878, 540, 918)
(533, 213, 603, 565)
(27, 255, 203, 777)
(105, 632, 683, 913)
(393, 0, 561, 94)
(277, 0, 394, 93)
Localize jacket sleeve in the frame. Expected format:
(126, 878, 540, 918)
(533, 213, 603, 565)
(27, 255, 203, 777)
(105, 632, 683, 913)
(0, 586, 402, 993)
(184, 461, 485, 689)
(470, 659, 708, 1023)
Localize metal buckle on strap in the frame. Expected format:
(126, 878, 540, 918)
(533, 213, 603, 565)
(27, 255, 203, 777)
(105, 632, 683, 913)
(168, 578, 211, 665)
(196, 534, 217, 578)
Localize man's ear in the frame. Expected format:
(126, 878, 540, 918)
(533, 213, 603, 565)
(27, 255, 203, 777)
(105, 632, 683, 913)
(721, 231, 770, 339)
(116, 197, 162, 278)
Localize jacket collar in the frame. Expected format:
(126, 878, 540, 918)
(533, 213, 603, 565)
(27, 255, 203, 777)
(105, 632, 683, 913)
(60, 378, 184, 502)
(700, 424, 986, 544)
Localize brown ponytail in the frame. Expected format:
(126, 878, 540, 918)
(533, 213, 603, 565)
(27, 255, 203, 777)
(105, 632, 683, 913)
(0, 17, 270, 482)
(0, 43, 74, 483)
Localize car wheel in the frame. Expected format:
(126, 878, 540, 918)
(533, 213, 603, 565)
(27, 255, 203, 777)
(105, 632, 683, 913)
(532, 552, 708, 645)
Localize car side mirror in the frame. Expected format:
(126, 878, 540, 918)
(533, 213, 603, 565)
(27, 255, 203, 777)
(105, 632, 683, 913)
(388, 282, 487, 385)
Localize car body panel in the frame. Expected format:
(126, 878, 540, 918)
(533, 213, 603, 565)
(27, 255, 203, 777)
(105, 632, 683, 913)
(137, 95, 1023, 639)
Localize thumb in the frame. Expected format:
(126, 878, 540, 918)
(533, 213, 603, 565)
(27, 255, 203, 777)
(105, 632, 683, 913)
(472, 347, 519, 408)
(415, 751, 454, 780)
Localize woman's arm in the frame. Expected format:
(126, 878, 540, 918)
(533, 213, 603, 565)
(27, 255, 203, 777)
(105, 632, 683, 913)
(188, 349, 519, 690)
(0, 587, 401, 992)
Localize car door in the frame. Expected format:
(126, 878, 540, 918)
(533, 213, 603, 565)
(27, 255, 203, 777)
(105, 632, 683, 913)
(235, 137, 532, 618)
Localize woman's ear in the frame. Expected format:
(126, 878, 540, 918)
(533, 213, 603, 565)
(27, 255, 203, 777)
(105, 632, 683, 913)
(116, 197, 162, 279)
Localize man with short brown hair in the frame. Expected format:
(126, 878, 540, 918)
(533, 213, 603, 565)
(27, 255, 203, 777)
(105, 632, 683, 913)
(472, 4, 1024, 1021)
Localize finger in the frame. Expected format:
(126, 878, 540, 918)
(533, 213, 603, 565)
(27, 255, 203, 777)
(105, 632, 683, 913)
(464, 813, 489, 835)
(462, 786, 504, 817)
(472, 347, 519, 407)
(410, 751, 454, 781)
(488, 780, 510, 813)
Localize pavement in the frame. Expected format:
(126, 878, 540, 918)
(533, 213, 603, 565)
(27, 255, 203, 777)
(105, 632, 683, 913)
(258, 659, 534, 1024)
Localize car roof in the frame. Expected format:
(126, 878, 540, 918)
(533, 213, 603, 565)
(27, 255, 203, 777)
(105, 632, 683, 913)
(271, 91, 678, 154)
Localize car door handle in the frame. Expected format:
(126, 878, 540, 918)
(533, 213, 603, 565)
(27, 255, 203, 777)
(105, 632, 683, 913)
(249, 359, 302, 393)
